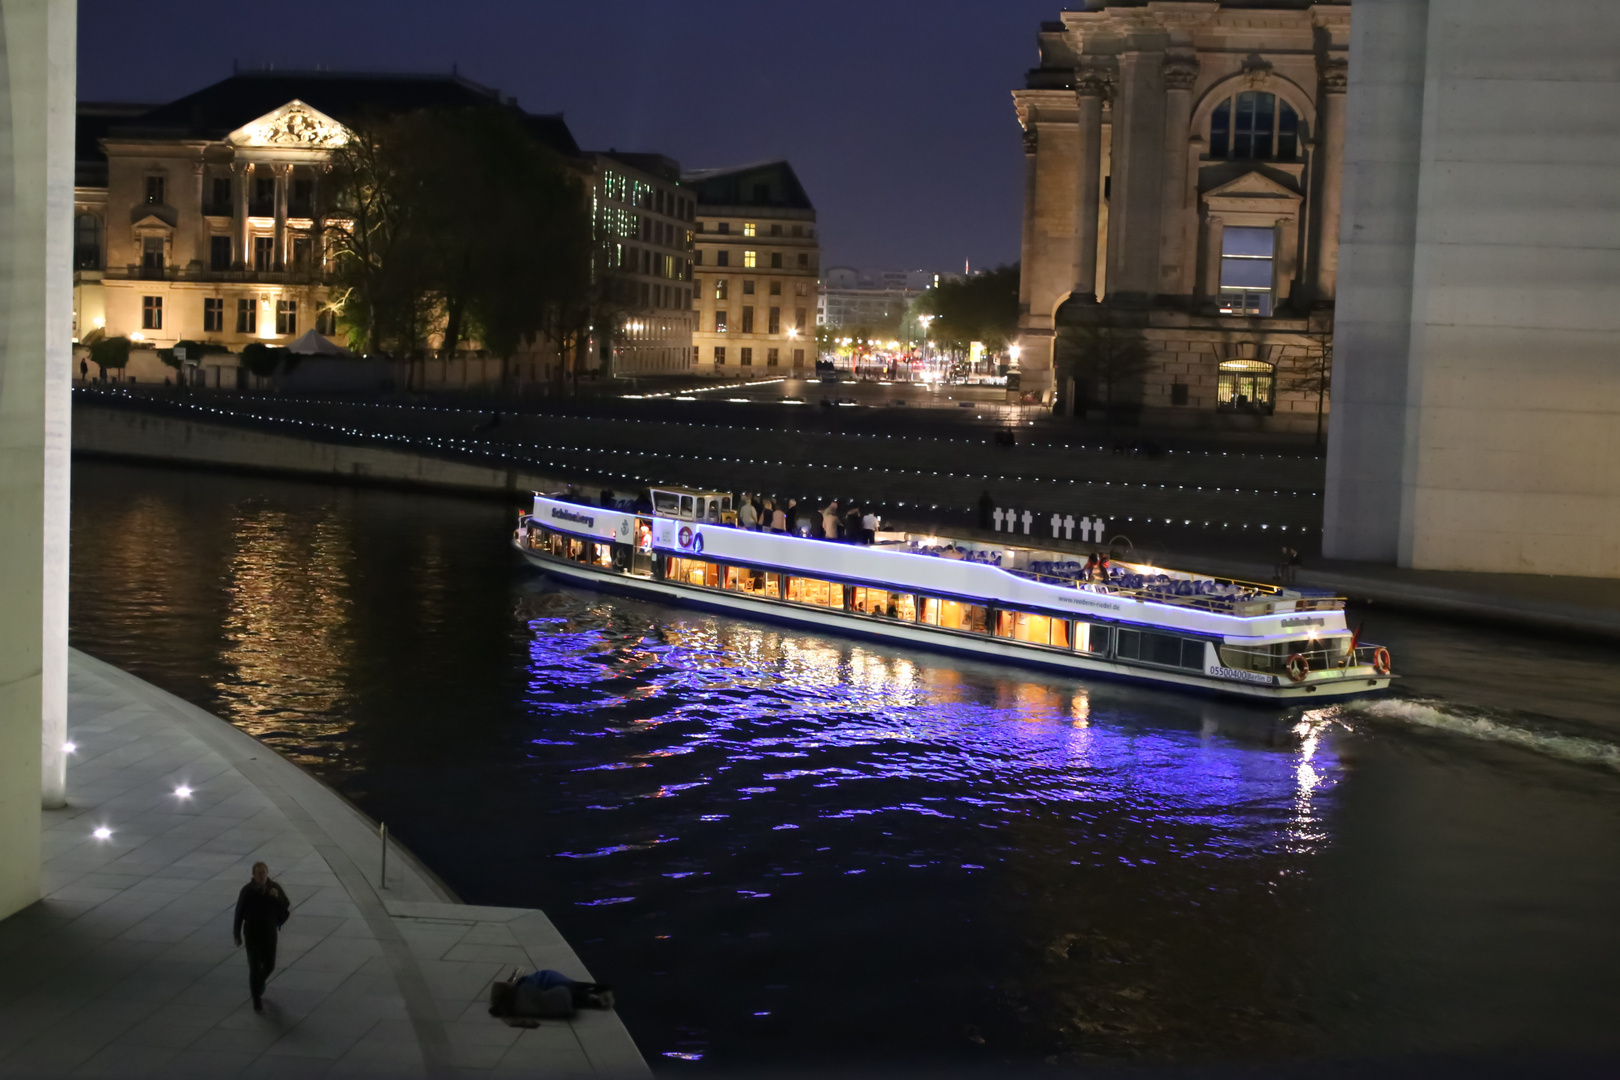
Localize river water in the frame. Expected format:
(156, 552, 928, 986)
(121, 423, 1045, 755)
(69, 461, 1620, 1072)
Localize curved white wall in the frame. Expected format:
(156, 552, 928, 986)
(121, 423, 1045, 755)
(0, 0, 74, 921)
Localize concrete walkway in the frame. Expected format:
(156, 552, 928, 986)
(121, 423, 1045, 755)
(0, 650, 648, 1079)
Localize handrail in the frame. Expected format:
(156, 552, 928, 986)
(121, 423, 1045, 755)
(1219, 642, 1384, 675)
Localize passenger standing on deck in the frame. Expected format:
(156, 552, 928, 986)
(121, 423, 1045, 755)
(770, 502, 787, 533)
(820, 500, 839, 540)
(739, 496, 758, 530)
(786, 498, 800, 534)
(234, 861, 291, 1012)
(861, 508, 879, 544)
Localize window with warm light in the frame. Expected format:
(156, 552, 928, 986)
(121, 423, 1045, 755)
(743, 250, 757, 268)
(743, 222, 756, 237)
(1217, 359, 1276, 414)
(715, 311, 727, 332)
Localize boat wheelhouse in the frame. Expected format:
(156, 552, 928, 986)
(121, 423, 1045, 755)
(515, 487, 1392, 701)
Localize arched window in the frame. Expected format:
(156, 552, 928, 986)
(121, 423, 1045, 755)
(1210, 92, 1300, 161)
(73, 213, 101, 271)
(1217, 359, 1275, 414)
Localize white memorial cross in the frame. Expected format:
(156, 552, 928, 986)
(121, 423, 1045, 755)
(1062, 514, 1075, 540)
(992, 507, 1005, 532)
(1021, 510, 1033, 535)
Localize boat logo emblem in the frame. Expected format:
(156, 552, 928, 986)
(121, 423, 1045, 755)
(678, 525, 703, 553)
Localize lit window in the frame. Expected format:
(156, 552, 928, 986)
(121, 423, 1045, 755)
(715, 310, 727, 332)
(715, 280, 728, 300)
(743, 250, 757, 268)
(1217, 359, 1276, 414)
(743, 222, 756, 237)
(1218, 226, 1275, 316)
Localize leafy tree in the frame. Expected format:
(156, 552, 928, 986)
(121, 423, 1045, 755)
(240, 343, 291, 379)
(88, 335, 131, 373)
(1056, 319, 1154, 432)
(915, 265, 1020, 359)
(325, 107, 593, 392)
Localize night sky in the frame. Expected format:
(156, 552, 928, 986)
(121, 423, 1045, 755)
(78, 0, 1070, 274)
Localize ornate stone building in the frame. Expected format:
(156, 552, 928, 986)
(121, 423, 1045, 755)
(1013, 1, 1350, 430)
(688, 162, 819, 378)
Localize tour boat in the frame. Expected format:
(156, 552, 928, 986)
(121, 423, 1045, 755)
(514, 488, 1393, 702)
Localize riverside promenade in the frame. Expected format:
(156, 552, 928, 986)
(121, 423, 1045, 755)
(0, 651, 648, 1079)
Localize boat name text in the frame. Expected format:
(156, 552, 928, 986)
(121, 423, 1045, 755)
(550, 508, 597, 528)
(1209, 665, 1276, 686)
(1280, 616, 1326, 629)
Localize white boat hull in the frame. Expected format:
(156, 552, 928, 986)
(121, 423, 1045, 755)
(516, 543, 1391, 703)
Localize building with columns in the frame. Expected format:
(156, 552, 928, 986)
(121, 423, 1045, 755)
(688, 162, 820, 378)
(73, 71, 579, 362)
(1013, 2, 1349, 430)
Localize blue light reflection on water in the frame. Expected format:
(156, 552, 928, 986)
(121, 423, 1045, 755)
(509, 587, 1344, 1064)
(519, 599, 1339, 863)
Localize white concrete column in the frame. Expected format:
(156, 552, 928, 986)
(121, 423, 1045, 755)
(1312, 57, 1348, 302)
(0, 0, 76, 917)
(232, 161, 250, 269)
(1074, 77, 1105, 303)
(1158, 56, 1198, 300)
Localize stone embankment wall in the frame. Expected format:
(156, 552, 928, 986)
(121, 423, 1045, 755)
(74, 404, 563, 498)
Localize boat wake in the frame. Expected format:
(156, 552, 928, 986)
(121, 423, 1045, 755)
(1349, 697, 1620, 773)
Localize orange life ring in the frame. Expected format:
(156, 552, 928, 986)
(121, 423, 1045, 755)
(1286, 653, 1309, 683)
(1373, 647, 1392, 675)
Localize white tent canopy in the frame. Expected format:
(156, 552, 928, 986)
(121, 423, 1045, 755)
(286, 329, 354, 357)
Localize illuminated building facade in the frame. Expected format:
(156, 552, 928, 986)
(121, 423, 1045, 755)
(72, 71, 580, 366)
(583, 152, 696, 377)
(687, 162, 820, 378)
(1013, 2, 1349, 430)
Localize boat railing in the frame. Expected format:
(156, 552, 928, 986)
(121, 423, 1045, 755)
(1004, 567, 1345, 615)
(1218, 642, 1386, 677)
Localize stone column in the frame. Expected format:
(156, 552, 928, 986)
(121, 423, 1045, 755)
(190, 161, 207, 269)
(1017, 126, 1039, 316)
(1312, 57, 1348, 301)
(1276, 218, 1300, 308)
(272, 164, 290, 271)
(0, 0, 76, 917)
(1158, 56, 1198, 300)
(1074, 75, 1106, 303)
(1199, 214, 1225, 309)
(232, 161, 251, 269)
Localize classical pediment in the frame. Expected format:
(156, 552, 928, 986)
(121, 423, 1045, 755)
(130, 212, 173, 231)
(1202, 170, 1299, 202)
(227, 100, 350, 150)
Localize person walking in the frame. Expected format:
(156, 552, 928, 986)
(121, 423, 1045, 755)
(234, 861, 291, 1011)
(79, 358, 88, 384)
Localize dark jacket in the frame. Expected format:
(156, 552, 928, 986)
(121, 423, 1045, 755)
(234, 878, 291, 939)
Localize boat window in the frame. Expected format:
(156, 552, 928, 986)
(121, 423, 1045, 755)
(667, 556, 719, 587)
(593, 543, 614, 568)
(1074, 622, 1111, 655)
(1116, 629, 1205, 670)
(994, 610, 1070, 648)
(679, 495, 696, 519)
(920, 597, 988, 634)
(706, 500, 722, 523)
(549, 532, 566, 557)
(852, 587, 915, 620)
(723, 566, 774, 595)
(654, 491, 680, 516)
(785, 575, 843, 609)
